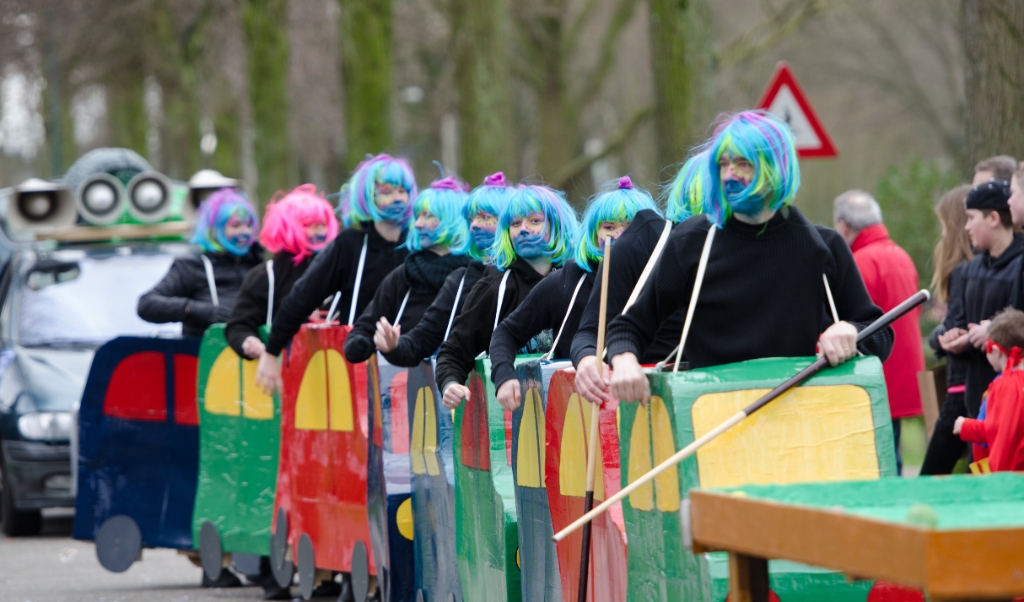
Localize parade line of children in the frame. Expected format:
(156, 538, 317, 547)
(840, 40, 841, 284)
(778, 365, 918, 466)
(137, 109, 1024, 595)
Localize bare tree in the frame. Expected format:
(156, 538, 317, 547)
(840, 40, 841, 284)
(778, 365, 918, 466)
(338, 0, 393, 169)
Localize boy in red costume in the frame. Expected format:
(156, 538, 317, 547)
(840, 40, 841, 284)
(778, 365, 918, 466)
(954, 308, 1024, 472)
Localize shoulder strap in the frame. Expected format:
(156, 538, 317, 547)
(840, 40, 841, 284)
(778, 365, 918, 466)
(347, 234, 369, 326)
(492, 270, 513, 331)
(201, 255, 219, 307)
(823, 273, 839, 324)
(326, 291, 342, 324)
(671, 221, 716, 372)
(265, 260, 275, 328)
(444, 274, 467, 343)
(394, 290, 411, 327)
(623, 219, 672, 314)
(542, 273, 588, 361)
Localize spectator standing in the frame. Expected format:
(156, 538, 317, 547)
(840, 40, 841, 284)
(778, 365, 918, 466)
(834, 190, 924, 473)
(973, 155, 1017, 186)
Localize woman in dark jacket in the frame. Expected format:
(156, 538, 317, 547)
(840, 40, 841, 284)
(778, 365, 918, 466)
(372, 172, 512, 366)
(138, 188, 262, 338)
(434, 184, 580, 409)
(226, 184, 340, 358)
(344, 176, 472, 363)
(489, 176, 660, 410)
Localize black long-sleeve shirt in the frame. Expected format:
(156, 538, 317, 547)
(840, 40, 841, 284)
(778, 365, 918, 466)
(490, 260, 593, 387)
(928, 262, 968, 387)
(571, 209, 685, 367)
(380, 261, 487, 367)
(343, 251, 470, 363)
(265, 223, 407, 356)
(138, 247, 263, 337)
(225, 252, 312, 356)
(435, 258, 548, 391)
(606, 208, 893, 370)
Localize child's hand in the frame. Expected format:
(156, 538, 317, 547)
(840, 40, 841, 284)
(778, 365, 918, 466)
(953, 416, 965, 435)
(939, 328, 970, 354)
(968, 320, 991, 349)
(374, 318, 401, 353)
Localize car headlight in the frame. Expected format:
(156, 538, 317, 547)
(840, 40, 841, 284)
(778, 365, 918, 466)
(18, 412, 73, 441)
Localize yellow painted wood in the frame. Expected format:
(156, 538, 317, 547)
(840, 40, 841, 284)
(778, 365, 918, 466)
(326, 349, 353, 432)
(204, 348, 241, 416)
(296, 350, 328, 430)
(241, 359, 274, 419)
(516, 387, 545, 488)
(626, 401, 654, 511)
(650, 396, 680, 512)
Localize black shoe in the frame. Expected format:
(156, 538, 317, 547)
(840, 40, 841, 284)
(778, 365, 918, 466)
(338, 579, 354, 602)
(202, 567, 242, 588)
(311, 579, 341, 598)
(263, 583, 293, 600)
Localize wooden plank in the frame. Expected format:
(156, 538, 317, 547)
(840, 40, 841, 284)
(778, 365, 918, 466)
(728, 552, 769, 602)
(926, 529, 1024, 598)
(918, 370, 939, 440)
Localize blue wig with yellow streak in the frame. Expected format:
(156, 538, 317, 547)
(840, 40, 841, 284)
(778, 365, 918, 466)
(340, 153, 418, 228)
(491, 184, 580, 271)
(662, 150, 710, 223)
(700, 111, 800, 228)
(404, 176, 471, 254)
(464, 172, 514, 261)
(575, 176, 661, 271)
(191, 188, 259, 255)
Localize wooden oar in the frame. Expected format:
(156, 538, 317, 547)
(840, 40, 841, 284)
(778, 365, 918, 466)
(577, 235, 612, 602)
(553, 289, 930, 542)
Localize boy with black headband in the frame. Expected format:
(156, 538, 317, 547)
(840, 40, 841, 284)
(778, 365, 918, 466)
(940, 180, 1024, 419)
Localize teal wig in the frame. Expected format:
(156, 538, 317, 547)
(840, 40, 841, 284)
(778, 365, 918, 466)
(701, 110, 800, 228)
(404, 176, 471, 254)
(191, 188, 259, 255)
(576, 176, 661, 271)
(464, 172, 514, 261)
(662, 150, 710, 223)
(340, 153, 418, 228)
(491, 184, 580, 271)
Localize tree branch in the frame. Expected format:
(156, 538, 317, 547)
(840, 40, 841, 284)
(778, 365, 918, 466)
(564, 0, 602, 55)
(552, 105, 653, 188)
(575, 0, 638, 108)
(716, 0, 834, 67)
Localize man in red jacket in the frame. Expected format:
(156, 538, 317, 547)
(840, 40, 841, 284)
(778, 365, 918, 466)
(835, 190, 925, 473)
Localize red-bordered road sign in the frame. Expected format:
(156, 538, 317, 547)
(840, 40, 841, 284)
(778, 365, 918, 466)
(756, 62, 838, 158)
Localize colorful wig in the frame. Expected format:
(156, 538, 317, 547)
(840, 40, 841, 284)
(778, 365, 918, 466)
(404, 176, 471, 254)
(340, 153, 418, 228)
(699, 110, 800, 228)
(662, 150, 710, 223)
(191, 188, 259, 255)
(260, 184, 340, 265)
(576, 176, 661, 271)
(491, 184, 580, 271)
(463, 172, 514, 261)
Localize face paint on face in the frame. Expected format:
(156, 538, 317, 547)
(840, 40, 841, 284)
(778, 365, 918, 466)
(305, 222, 329, 252)
(376, 182, 410, 222)
(470, 211, 498, 251)
(718, 154, 766, 217)
(596, 220, 629, 247)
(510, 212, 549, 259)
(414, 210, 442, 249)
(223, 216, 253, 255)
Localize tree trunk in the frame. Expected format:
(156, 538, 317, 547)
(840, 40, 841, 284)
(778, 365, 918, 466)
(242, 0, 292, 205)
(338, 0, 393, 170)
(961, 0, 1024, 172)
(535, 11, 575, 186)
(451, 0, 514, 185)
(107, 70, 149, 158)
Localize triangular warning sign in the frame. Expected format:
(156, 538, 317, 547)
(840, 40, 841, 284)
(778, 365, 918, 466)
(756, 62, 837, 158)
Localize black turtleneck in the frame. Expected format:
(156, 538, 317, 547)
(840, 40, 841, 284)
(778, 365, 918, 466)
(225, 251, 314, 356)
(265, 223, 408, 356)
(343, 251, 470, 363)
(434, 257, 548, 392)
(606, 208, 893, 370)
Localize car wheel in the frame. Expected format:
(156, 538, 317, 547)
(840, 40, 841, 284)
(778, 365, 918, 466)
(95, 515, 142, 573)
(351, 540, 369, 602)
(271, 508, 294, 588)
(199, 520, 224, 581)
(297, 533, 315, 600)
(0, 458, 42, 537)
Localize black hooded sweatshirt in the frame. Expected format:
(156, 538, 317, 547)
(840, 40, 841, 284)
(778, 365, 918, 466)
(138, 246, 264, 338)
(225, 251, 314, 357)
(379, 261, 488, 367)
(951, 234, 1024, 416)
(490, 260, 593, 387)
(605, 208, 893, 370)
(435, 258, 548, 392)
(265, 223, 408, 357)
(343, 251, 471, 363)
(571, 209, 687, 367)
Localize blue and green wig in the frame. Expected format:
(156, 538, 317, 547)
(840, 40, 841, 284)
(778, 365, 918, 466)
(491, 184, 580, 271)
(464, 172, 514, 261)
(404, 176, 471, 254)
(340, 153, 418, 228)
(662, 150, 710, 223)
(700, 110, 800, 228)
(191, 188, 259, 256)
(575, 176, 661, 271)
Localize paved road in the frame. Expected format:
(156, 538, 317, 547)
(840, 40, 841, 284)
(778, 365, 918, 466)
(0, 510, 289, 602)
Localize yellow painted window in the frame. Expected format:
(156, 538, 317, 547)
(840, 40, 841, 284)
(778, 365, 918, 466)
(516, 387, 546, 488)
(625, 396, 679, 512)
(204, 349, 241, 416)
(559, 393, 605, 500)
(411, 386, 440, 476)
(241, 359, 274, 419)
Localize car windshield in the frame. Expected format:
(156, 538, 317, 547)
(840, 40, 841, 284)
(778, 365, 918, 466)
(18, 250, 182, 347)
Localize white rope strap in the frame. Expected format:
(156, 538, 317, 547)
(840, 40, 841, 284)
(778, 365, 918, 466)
(542, 273, 588, 361)
(394, 290, 411, 327)
(265, 260, 275, 328)
(347, 234, 369, 326)
(326, 291, 342, 324)
(201, 255, 219, 307)
(623, 219, 672, 313)
(672, 223, 716, 372)
(443, 274, 466, 343)
(823, 273, 839, 324)
(492, 270, 512, 331)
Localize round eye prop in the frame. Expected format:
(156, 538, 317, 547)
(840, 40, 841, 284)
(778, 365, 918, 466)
(76, 173, 125, 226)
(7, 178, 76, 232)
(126, 171, 173, 223)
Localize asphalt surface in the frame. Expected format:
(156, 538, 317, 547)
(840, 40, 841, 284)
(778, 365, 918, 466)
(0, 509, 294, 602)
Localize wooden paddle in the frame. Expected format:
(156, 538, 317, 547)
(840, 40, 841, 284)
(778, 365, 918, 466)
(553, 289, 930, 542)
(577, 235, 612, 602)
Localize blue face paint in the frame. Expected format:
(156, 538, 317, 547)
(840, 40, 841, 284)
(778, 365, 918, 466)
(222, 232, 252, 256)
(378, 200, 410, 223)
(724, 178, 766, 216)
(512, 229, 548, 259)
(307, 232, 328, 252)
(471, 227, 495, 251)
(418, 225, 439, 249)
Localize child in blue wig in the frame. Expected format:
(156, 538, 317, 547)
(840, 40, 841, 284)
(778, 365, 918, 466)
(138, 188, 263, 338)
(372, 172, 512, 368)
(435, 183, 580, 409)
(600, 110, 893, 408)
(490, 176, 661, 410)
(255, 153, 416, 393)
(344, 176, 474, 363)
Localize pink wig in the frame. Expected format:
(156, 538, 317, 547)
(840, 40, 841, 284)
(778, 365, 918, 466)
(259, 184, 340, 264)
